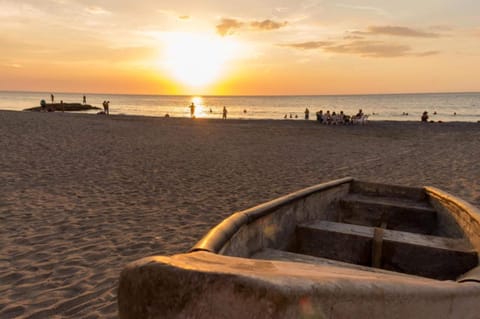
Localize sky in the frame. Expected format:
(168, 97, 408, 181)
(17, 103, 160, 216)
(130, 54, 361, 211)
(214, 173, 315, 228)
(1, 0, 480, 95)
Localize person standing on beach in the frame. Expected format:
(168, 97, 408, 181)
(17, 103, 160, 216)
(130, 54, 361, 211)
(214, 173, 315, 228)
(50, 94, 54, 103)
(103, 101, 110, 115)
(189, 102, 195, 118)
(83, 95, 86, 104)
(222, 106, 228, 120)
(305, 108, 310, 120)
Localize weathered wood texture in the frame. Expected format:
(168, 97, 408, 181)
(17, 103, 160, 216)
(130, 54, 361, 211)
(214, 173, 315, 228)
(118, 252, 480, 319)
(295, 220, 477, 280)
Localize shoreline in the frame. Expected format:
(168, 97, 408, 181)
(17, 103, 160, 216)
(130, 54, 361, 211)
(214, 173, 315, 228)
(1, 109, 479, 318)
(1, 109, 479, 124)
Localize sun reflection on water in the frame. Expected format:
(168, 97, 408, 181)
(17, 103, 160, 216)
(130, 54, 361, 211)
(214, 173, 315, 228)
(191, 96, 205, 118)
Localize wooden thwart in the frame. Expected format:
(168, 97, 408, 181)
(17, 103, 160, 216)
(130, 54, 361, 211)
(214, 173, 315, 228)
(338, 195, 438, 235)
(296, 220, 478, 280)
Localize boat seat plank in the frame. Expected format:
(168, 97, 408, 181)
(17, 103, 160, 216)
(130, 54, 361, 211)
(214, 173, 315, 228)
(296, 221, 373, 266)
(338, 194, 438, 235)
(343, 194, 433, 210)
(296, 220, 478, 280)
(350, 180, 427, 201)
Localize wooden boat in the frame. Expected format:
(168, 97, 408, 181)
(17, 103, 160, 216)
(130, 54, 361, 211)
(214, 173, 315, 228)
(118, 177, 480, 319)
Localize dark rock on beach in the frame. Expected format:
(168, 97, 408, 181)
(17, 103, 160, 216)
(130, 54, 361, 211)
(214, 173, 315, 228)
(24, 103, 101, 112)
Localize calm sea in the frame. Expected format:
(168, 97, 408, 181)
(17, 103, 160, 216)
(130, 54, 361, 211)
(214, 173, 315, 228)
(0, 91, 479, 122)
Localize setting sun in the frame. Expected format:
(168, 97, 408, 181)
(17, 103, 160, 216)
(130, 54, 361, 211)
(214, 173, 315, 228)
(163, 33, 239, 88)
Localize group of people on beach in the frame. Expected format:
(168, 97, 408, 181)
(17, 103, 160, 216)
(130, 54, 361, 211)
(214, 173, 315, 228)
(282, 108, 367, 124)
(421, 110, 457, 123)
(315, 109, 366, 125)
(39, 94, 113, 115)
(40, 94, 64, 112)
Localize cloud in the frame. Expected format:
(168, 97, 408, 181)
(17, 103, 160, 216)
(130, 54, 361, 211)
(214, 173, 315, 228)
(274, 7, 289, 13)
(336, 4, 389, 16)
(324, 41, 411, 57)
(429, 25, 453, 32)
(216, 18, 288, 36)
(353, 26, 440, 38)
(343, 34, 364, 40)
(250, 19, 287, 31)
(279, 41, 331, 50)
(4, 63, 23, 68)
(281, 39, 440, 58)
(85, 6, 110, 15)
(216, 18, 244, 36)
(414, 50, 440, 57)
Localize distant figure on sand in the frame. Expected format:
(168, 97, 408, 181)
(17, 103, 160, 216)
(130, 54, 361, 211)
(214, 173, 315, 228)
(189, 102, 195, 118)
(421, 111, 429, 122)
(222, 106, 227, 120)
(305, 108, 310, 120)
(316, 110, 323, 123)
(50, 94, 54, 103)
(40, 99, 46, 112)
(103, 101, 110, 115)
(83, 95, 86, 104)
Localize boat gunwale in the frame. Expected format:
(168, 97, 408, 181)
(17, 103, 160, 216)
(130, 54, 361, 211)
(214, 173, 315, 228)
(190, 177, 353, 253)
(425, 186, 480, 226)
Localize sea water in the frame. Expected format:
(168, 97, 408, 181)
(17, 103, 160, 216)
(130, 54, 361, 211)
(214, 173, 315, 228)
(0, 91, 479, 122)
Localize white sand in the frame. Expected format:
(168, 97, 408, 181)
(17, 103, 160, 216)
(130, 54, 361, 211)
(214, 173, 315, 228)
(1, 110, 479, 318)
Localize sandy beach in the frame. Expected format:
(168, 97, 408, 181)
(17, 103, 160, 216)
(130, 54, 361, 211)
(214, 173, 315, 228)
(1, 110, 479, 318)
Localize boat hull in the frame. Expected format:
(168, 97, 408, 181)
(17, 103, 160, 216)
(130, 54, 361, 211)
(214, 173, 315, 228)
(119, 251, 480, 319)
(118, 178, 480, 318)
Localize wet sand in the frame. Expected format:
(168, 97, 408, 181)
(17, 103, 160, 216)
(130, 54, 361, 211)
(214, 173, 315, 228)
(1, 110, 479, 318)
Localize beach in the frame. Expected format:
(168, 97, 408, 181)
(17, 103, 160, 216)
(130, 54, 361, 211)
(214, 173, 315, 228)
(1, 110, 480, 319)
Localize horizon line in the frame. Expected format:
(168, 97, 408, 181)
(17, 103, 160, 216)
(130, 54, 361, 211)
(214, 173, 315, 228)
(1, 89, 479, 98)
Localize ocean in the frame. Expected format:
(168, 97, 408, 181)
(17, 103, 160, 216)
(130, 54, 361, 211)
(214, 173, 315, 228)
(0, 91, 479, 122)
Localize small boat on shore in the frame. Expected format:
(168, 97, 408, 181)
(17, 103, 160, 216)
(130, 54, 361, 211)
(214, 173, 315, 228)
(118, 177, 480, 319)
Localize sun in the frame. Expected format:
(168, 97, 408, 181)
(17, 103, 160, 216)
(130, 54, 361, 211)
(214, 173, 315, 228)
(163, 33, 239, 88)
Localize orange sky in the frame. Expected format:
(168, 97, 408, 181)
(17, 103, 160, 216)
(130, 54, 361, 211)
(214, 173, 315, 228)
(1, 1, 480, 95)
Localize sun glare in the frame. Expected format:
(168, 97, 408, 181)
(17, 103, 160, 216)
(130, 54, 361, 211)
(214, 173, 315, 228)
(163, 33, 239, 88)
(191, 96, 205, 117)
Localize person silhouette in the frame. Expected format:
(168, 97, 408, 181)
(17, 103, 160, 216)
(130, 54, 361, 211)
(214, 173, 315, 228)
(189, 102, 195, 118)
(222, 106, 227, 120)
(421, 111, 429, 122)
(103, 101, 110, 115)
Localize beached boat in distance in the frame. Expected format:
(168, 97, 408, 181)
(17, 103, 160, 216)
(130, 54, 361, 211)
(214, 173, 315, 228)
(118, 177, 480, 319)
